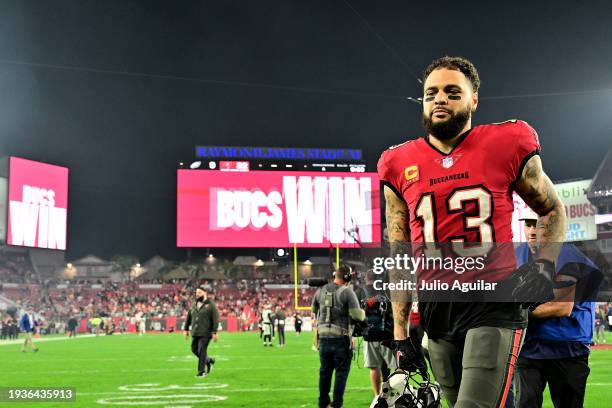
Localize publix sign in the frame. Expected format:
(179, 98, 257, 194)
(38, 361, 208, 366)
(555, 180, 597, 241)
(513, 179, 597, 242)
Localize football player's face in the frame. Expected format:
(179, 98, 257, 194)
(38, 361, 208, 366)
(422, 69, 478, 140)
(422, 68, 477, 121)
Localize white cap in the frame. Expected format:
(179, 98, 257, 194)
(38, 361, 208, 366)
(519, 208, 538, 221)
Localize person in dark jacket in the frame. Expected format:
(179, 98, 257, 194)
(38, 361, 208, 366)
(9, 318, 18, 340)
(294, 313, 303, 335)
(1, 317, 8, 340)
(184, 285, 220, 377)
(67, 317, 78, 338)
(275, 305, 286, 347)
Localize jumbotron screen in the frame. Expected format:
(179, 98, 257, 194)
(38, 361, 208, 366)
(7, 157, 69, 250)
(177, 169, 381, 248)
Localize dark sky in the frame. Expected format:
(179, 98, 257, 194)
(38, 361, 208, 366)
(0, 1, 611, 261)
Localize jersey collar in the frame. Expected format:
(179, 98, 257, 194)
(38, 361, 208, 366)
(424, 128, 473, 156)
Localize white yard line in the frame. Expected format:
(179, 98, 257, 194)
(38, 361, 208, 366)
(0, 334, 96, 346)
(80, 386, 372, 396)
(30, 366, 318, 374)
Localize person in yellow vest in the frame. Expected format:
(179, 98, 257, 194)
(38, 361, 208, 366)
(91, 317, 101, 336)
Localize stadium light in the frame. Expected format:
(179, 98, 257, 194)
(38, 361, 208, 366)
(254, 259, 264, 267)
(64, 263, 76, 279)
(131, 263, 143, 279)
(303, 259, 312, 265)
(190, 161, 202, 169)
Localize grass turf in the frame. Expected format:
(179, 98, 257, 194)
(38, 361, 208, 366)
(0, 331, 611, 407)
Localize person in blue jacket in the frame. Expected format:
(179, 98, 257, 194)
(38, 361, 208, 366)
(19, 309, 39, 353)
(514, 209, 601, 408)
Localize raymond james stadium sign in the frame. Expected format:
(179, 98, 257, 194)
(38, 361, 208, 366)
(195, 146, 362, 161)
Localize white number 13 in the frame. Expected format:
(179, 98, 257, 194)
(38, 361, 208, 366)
(415, 186, 494, 257)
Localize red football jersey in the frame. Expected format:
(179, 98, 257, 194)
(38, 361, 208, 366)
(378, 120, 540, 280)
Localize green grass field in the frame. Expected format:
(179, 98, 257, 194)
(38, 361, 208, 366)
(1, 331, 611, 407)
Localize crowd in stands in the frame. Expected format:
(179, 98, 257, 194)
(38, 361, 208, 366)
(0, 253, 37, 284)
(211, 275, 314, 319)
(0, 264, 316, 335)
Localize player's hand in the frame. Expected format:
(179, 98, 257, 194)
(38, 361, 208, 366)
(510, 259, 555, 309)
(184, 331, 189, 340)
(386, 338, 427, 376)
(212, 333, 219, 343)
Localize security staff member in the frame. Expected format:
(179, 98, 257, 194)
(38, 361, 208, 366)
(514, 209, 602, 408)
(184, 285, 220, 377)
(312, 264, 365, 408)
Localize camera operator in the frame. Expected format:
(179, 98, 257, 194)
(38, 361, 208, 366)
(355, 269, 397, 397)
(312, 264, 365, 408)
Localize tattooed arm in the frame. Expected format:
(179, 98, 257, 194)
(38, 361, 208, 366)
(514, 155, 567, 262)
(384, 186, 413, 340)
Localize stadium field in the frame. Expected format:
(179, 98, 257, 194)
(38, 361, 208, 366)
(1, 331, 611, 407)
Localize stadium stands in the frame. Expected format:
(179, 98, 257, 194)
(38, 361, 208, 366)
(0, 255, 317, 334)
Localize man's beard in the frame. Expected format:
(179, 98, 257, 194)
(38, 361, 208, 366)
(422, 106, 471, 140)
(197, 296, 204, 302)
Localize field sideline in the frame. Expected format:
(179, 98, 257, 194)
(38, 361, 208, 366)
(1, 331, 611, 407)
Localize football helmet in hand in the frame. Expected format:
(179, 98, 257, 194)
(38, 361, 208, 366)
(370, 370, 441, 408)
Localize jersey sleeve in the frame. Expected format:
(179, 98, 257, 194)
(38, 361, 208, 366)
(377, 148, 404, 200)
(509, 120, 541, 184)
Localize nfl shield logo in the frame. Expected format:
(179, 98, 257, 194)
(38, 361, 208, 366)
(442, 156, 454, 168)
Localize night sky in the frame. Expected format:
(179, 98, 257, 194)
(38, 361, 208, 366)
(0, 1, 611, 261)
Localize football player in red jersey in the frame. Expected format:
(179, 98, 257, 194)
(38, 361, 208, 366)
(377, 57, 567, 407)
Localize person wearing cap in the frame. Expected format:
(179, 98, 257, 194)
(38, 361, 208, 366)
(184, 285, 220, 377)
(511, 208, 601, 408)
